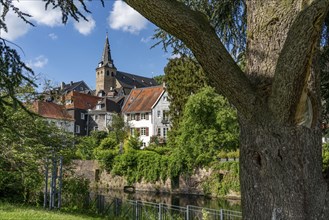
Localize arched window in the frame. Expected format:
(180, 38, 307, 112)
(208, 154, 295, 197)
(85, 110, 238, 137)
(106, 70, 109, 76)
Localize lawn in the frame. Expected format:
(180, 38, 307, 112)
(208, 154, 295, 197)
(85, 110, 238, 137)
(0, 202, 103, 220)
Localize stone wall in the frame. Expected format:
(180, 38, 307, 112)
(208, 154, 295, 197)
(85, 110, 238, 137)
(71, 160, 213, 195)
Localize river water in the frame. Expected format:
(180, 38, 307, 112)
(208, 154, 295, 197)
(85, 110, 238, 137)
(93, 189, 241, 211)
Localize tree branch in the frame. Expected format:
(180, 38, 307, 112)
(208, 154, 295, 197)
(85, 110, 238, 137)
(269, 0, 329, 125)
(125, 0, 256, 118)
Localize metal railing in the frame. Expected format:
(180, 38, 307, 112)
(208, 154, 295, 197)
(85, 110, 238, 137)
(78, 193, 242, 220)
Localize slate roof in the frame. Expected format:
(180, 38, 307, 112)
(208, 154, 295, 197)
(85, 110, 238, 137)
(32, 101, 74, 121)
(90, 96, 124, 113)
(122, 86, 164, 113)
(64, 91, 101, 110)
(116, 71, 157, 89)
(53, 80, 91, 95)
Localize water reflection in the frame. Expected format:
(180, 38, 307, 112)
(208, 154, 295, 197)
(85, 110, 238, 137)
(93, 188, 241, 211)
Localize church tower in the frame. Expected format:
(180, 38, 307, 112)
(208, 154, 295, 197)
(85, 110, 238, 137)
(96, 33, 117, 95)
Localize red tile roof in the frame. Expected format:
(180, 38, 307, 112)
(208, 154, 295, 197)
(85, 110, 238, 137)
(122, 86, 164, 113)
(32, 101, 74, 121)
(64, 91, 101, 110)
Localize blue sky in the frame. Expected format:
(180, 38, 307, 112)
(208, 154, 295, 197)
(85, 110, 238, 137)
(1, 1, 172, 90)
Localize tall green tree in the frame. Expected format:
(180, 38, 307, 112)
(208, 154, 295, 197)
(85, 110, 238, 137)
(176, 87, 238, 172)
(123, 0, 329, 219)
(164, 56, 208, 128)
(0, 99, 74, 202)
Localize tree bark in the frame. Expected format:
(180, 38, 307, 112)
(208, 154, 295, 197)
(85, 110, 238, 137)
(239, 117, 329, 219)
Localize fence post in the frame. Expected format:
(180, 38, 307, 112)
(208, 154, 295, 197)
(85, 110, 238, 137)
(220, 209, 223, 220)
(158, 203, 162, 220)
(186, 205, 190, 220)
(43, 158, 48, 209)
(57, 156, 63, 209)
(135, 200, 139, 220)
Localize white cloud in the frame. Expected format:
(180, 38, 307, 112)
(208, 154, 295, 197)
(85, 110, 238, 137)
(14, 1, 63, 27)
(141, 36, 152, 43)
(73, 15, 96, 35)
(1, 1, 63, 40)
(0, 11, 30, 41)
(28, 55, 49, 68)
(48, 33, 58, 40)
(108, 1, 148, 34)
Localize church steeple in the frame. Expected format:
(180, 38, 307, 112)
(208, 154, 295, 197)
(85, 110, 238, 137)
(100, 32, 114, 67)
(96, 32, 117, 96)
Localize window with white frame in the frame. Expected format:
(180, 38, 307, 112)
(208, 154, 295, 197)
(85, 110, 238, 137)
(157, 110, 161, 118)
(76, 125, 80, 134)
(131, 114, 136, 120)
(157, 128, 161, 136)
(141, 113, 146, 120)
(141, 127, 146, 136)
(81, 113, 85, 120)
(163, 96, 168, 101)
(130, 128, 135, 136)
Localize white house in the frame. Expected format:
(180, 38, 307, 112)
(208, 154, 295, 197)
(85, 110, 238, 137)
(121, 85, 170, 148)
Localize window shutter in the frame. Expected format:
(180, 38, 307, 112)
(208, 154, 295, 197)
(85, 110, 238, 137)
(146, 127, 149, 136)
(137, 128, 141, 135)
(146, 113, 149, 120)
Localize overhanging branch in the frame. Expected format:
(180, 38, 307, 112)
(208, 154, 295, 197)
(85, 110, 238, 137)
(269, 0, 329, 125)
(125, 0, 256, 118)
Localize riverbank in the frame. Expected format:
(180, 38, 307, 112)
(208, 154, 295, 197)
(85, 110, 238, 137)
(72, 160, 241, 199)
(0, 202, 102, 220)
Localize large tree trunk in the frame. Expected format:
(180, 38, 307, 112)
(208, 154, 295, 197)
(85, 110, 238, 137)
(239, 119, 329, 219)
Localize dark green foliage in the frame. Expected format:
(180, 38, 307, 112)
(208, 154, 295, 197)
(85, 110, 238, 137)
(175, 87, 239, 172)
(153, 75, 165, 84)
(0, 99, 75, 203)
(62, 175, 90, 211)
(111, 149, 169, 184)
(108, 114, 128, 144)
(164, 56, 208, 129)
(203, 162, 240, 197)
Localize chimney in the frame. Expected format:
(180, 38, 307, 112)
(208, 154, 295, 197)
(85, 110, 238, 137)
(162, 81, 166, 88)
(60, 82, 65, 90)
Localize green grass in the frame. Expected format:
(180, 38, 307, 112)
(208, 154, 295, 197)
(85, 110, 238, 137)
(0, 202, 103, 220)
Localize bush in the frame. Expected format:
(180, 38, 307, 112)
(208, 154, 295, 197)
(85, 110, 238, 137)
(218, 151, 228, 159)
(62, 175, 90, 211)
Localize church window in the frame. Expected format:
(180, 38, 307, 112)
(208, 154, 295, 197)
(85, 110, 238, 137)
(111, 72, 114, 77)
(106, 70, 109, 76)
